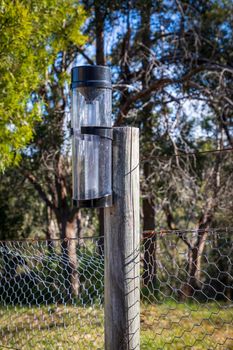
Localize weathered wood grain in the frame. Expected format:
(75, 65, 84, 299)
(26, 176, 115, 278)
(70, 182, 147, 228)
(104, 127, 140, 350)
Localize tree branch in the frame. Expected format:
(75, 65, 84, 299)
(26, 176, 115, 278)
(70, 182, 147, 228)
(114, 64, 227, 125)
(24, 172, 57, 212)
(76, 47, 95, 65)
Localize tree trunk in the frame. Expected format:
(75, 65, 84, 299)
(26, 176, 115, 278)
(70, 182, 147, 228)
(181, 230, 208, 299)
(142, 194, 156, 288)
(140, 1, 157, 289)
(46, 206, 58, 256)
(95, 1, 105, 66)
(60, 214, 79, 299)
(94, 1, 106, 252)
(180, 187, 218, 300)
(98, 208, 105, 255)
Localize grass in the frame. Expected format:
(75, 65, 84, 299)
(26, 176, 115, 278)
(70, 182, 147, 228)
(0, 302, 232, 349)
(141, 301, 233, 350)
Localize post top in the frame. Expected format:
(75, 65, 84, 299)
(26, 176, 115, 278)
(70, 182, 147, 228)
(71, 65, 112, 89)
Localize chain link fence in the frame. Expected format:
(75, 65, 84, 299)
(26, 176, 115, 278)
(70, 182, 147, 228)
(0, 229, 232, 349)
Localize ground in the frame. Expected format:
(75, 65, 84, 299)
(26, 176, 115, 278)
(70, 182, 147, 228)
(0, 302, 232, 349)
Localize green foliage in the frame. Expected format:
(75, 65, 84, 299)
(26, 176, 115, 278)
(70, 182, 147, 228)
(0, 169, 45, 239)
(0, 0, 86, 171)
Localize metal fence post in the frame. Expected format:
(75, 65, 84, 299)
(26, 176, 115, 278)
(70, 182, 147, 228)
(104, 127, 140, 350)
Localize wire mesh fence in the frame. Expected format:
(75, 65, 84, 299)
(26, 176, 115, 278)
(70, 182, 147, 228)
(0, 237, 104, 350)
(0, 228, 232, 349)
(141, 228, 233, 349)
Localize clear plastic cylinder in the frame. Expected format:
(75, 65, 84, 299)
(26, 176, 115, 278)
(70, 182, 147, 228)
(71, 77, 112, 203)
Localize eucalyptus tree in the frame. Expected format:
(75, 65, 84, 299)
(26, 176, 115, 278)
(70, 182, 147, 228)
(0, 0, 86, 171)
(10, 1, 87, 298)
(2, 0, 233, 298)
(80, 0, 233, 291)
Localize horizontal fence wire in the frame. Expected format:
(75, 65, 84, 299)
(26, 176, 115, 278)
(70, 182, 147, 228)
(141, 147, 233, 162)
(0, 228, 232, 349)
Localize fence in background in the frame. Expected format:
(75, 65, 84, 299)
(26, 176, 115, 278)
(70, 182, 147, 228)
(141, 228, 233, 349)
(0, 228, 232, 349)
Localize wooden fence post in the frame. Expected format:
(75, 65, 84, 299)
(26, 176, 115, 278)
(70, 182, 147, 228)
(104, 127, 140, 350)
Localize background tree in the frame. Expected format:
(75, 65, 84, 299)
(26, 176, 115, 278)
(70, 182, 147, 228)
(0, 0, 86, 170)
(0, 0, 233, 301)
(0, 169, 44, 240)
(0, 0, 87, 298)
(80, 0, 233, 292)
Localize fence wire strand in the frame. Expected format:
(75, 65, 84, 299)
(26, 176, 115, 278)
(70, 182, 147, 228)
(0, 229, 232, 349)
(141, 228, 233, 349)
(0, 237, 104, 350)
